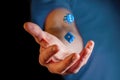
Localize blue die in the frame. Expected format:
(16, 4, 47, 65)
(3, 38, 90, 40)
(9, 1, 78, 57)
(64, 32, 75, 43)
(64, 13, 74, 24)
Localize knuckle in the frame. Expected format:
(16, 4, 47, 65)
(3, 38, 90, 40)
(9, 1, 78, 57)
(39, 55, 45, 66)
(34, 33, 40, 39)
(48, 67, 62, 74)
(48, 67, 55, 74)
(39, 59, 44, 66)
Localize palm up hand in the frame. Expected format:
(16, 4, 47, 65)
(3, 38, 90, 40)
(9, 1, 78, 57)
(24, 22, 94, 75)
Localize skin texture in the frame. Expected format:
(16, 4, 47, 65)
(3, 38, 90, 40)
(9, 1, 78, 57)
(23, 8, 95, 75)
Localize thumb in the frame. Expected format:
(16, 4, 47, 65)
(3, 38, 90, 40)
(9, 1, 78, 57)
(23, 22, 48, 47)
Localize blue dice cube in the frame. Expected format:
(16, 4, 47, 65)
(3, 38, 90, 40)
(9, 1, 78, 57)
(64, 13, 74, 24)
(64, 32, 75, 43)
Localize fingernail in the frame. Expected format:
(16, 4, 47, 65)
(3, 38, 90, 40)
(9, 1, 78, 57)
(88, 44, 92, 49)
(87, 40, 94, 49)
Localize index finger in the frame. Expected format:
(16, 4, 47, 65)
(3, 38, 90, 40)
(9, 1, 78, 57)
(23, 22, 48, 47)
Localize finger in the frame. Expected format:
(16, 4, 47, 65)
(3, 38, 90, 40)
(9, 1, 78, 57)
(46, 53, 80, 74)
(39, 45, 59, 66)
(81, 40, 94, 65)
(83, 40, 95, 63)
(67, 40, 95, 73)
(79, 40, 94, 65)
(23, 22, 48, 47)
(66, 48, 88, 73)
(85, 40, 94, 50)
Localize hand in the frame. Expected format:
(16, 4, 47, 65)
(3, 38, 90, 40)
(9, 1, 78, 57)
(23, 22, 95, 75)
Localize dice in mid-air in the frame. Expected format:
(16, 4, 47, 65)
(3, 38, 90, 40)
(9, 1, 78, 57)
(64, 32, 75, 43)
(63, 13, 74, 24)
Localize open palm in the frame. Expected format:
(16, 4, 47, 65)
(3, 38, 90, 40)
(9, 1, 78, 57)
(24, 22, 95, 75)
